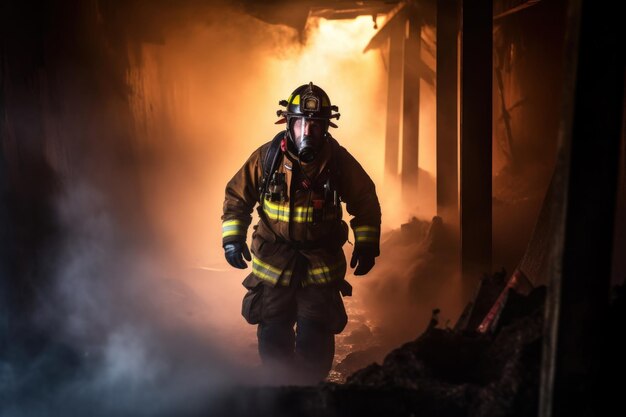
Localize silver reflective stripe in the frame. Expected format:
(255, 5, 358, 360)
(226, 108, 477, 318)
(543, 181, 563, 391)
(222, 219, 246, 238)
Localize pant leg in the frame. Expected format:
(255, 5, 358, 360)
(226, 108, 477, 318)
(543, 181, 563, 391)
(294, 284, 347, 383)
(257, 320, 295, 361)
(294, 317, 335, 383)
(256, 282, 297, 367)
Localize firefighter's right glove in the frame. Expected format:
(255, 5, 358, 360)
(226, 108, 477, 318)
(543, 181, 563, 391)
(224, 242, 251, 269)
(350, 246, 376, 276)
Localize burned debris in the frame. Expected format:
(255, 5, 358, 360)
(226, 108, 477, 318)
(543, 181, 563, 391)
(209, 276, 548, 417)
(343, 282, 547, 417)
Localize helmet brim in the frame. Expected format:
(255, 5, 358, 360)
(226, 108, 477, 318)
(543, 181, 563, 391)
(275, 117, 338, 128)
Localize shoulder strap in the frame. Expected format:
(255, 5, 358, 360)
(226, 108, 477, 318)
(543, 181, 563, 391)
(329, 136, 341, 178)
(258, 130, 286, 203)
(326, 135, 342, 196)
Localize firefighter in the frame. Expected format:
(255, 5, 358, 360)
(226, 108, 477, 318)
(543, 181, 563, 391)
(221, 82, 381, 383)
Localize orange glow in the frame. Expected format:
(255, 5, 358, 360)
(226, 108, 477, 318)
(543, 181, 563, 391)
(267, 16, 388, 186)
(128, 14, 394, 267)
(124, 11, 444, 364)
(124, 12, 394, 363)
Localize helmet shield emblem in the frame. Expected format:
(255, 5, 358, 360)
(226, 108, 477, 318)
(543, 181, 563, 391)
(302, 96, 319, 112)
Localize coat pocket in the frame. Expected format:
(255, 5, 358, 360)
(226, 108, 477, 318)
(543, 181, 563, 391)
(241, 274, 264, 325)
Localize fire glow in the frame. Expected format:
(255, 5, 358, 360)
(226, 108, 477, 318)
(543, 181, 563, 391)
(121, 9, 441, 380)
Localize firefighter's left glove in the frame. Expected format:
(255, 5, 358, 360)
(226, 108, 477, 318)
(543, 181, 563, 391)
(224, 242, 252, 269)
(350, 246, 376, 276)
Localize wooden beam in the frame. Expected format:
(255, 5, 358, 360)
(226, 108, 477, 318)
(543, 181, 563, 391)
(611, 99, 626, 287)
(493, 0, 541, 20)
(436, 0, 459, 222)
(401, 8, 421, 200)
(384, 18, 404, 183)
(363, 2, 407, 53)
(539, 0, 624, 415)
(460, 0, 493, 283)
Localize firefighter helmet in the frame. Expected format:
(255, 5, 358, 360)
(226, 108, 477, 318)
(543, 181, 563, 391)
(276, 82, 340, 128)
(276, 82, 341, 163)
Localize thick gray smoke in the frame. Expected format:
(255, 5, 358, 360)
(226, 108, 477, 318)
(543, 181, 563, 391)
(2, 0, 563, 413)
(2, 179, 256, 416)
(1, 2, 389, 415)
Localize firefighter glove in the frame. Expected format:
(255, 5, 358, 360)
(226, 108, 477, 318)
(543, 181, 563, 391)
(350, 246, 376, 276)
(224, 242, 251, 269)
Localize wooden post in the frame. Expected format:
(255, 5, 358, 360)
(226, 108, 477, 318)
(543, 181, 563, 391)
(436, 0, 459, 224)
(384, 18, 404, 184)
(539, 0, 624, 415)
(460, 0, 493, 283)
(401, 8, 421, 202)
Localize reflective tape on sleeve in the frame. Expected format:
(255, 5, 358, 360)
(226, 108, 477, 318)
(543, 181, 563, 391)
(354, 225, 380, 243)
(222, 219, 247, 238)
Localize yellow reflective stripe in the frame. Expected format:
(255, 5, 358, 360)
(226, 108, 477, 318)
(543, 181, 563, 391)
(222, 220, 246, 238)
(308, 265, 342, 277)
(303, 276, 331, 285)
(252, 259, 279, 283)
(263, 199, 338, 223)
(223, 219, 243, 227)
(293, 207, 338, 222)
(354, 225, 380, 243)
(291, 94, 300, 105)
(293, 206, 313, 222)
(354, 226, 379, 233)
(304, 260, 346, 285)
(251, 269, 278, 283)
(223, 230, 245, 237)
(252, 257, 292, 284)
(263, 200, 290, 222)
(254, 257, 282, 274)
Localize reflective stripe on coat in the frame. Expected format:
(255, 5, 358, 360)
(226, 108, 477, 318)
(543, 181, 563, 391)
(222, 133, 381, 286)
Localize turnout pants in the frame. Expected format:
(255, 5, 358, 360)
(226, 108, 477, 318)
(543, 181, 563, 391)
(241, 256, 348, 384)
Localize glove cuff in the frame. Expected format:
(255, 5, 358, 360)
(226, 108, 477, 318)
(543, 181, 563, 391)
(354, 243, 379, 258)
(223, 235, 246, 247)
(352, 224, 380, 256)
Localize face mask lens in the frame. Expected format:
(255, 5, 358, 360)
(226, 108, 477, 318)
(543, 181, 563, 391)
(291, 117, 306, 148)
(292, 117, 326, 159)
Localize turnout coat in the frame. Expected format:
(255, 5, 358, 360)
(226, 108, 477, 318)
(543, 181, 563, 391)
(222, 132, 381, 287)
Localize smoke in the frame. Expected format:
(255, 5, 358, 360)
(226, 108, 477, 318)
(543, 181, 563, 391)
(344, 217, 464, 354)
(1, 2, 393, 415)
(0, 178, 255, 416)
(126, 8, 388, 266)
(2, 0, 564, 413)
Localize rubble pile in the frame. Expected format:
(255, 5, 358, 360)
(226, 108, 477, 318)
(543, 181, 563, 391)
(345, 286, 546, 417)
(211, 285, 547, 417)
